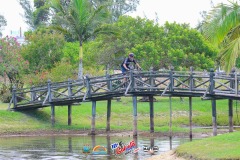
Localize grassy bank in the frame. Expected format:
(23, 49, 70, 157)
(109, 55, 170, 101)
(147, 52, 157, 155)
(176, 131, 240, 159)
(1, 97, 240, 135)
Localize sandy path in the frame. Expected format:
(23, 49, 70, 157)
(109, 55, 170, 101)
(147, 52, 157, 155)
(146, 150, 185, 160)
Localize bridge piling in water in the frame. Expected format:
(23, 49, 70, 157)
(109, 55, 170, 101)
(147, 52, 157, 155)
(189, 97, 193, 139)
(67, 79, 73, 126)
(47, 80, 55, 127)
(210, 69, 217, 136)
(211, 99, 217, 136)
(228, 100, 233, 132)
(149, 95, 154, 133)
(169, 96, 172, 138)
(91, 101, 96, 135)
(189, 67, 194, 139)
(106, 99, 111, 132)
(68, 105, 72, 126)
(229, 68, 235, 132)
(51, 104, 55, 127)
(133, 96, 138, 137)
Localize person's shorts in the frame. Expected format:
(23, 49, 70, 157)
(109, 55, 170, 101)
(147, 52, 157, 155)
(121, 66, 128, 75)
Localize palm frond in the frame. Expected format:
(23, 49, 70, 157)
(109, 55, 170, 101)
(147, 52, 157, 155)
(202, 1, 240, 46)
(219, 37, 240, 72)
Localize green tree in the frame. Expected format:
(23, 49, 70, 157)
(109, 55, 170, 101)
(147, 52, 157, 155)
(21, 29, 65, 73)
(89, 0, 139, 21)
(50, 0, 110, 79)
(62, 41, 79, 65)
(201, 1, 240, 72)
(0, 36, 29, 89)
(62, 41, 106, 76)
(23, 60, 76, 85)
(85, 16, 217, 71)
(157, 22, 217, 70)
(19, 0, 50, 30)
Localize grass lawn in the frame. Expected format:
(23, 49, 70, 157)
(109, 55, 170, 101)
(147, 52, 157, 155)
(1, 96, 240, 134)
(176, 131, 240, 159)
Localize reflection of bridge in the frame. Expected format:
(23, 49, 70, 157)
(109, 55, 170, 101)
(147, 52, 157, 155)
(9, 68, 240, 137)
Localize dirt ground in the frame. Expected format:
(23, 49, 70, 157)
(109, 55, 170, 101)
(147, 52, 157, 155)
(146, 150, 185, 160)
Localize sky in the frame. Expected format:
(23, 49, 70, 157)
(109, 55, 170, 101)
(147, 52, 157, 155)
(0, 0, 229, 37)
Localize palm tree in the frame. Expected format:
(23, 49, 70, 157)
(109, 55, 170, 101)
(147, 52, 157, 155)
(201, 1, 240, 72)
(50, 0, 110, 79)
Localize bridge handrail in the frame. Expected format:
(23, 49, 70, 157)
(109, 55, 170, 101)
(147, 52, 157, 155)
(10, 68, 240, 109)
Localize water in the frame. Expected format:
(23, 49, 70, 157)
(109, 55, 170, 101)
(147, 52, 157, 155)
(0, 135, 196, 160)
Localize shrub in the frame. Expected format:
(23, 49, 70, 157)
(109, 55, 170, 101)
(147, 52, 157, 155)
(0, 83, 11, 103)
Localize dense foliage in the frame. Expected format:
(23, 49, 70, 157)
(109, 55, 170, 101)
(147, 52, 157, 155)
(89, 0, 139, 22)
(200, 1, 240, 72)
(50, 0, 111, 79)
(19, 0, 50, 29)
(84, 16, 218, 71)
(0, 36, 29, 102)
(0, 36, 29, 88)
(21, 29, 65, 73)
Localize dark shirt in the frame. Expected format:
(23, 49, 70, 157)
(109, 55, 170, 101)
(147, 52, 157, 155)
(121, 57, 137, 69)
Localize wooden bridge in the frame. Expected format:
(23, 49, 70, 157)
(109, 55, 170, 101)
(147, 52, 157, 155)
(8, 68, 240, 137)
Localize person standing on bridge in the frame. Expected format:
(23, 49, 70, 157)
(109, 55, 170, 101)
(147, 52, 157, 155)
(121, 53, 141, 75)
(121, 53, 142, 86)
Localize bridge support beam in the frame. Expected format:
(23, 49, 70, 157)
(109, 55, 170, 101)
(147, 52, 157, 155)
(68, 137, 72, 152)
(133, 96, 138, 137)
(133, 136, 138, 158)
(106, 99, 111, 132)
(228, 99, 233, 132)
(169, 96, 172, 138)
(211, 99, 217, 136)
(51, 104, 55, 127)
(189, 97, 192, 139)
(91, 101, 96, 135)
(149, 95, 154, 133)
(68, 105, 72, 126)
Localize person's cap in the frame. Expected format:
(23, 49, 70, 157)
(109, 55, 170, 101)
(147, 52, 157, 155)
(129, 53, 134, 57)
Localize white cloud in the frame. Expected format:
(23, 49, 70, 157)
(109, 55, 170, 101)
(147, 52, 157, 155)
(128, 0, 229, 28)
(0, 0, 28, 37)
(0, 0, 230, 37)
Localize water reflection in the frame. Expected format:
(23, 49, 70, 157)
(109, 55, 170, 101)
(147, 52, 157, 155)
(0, 135, 194, 160)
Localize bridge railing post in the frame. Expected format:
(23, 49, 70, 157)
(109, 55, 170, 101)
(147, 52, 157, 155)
(12, 85, 17, 108)
(106, 74, 112, 92)
(189, 67, 194, 91)
(150, 67, 154, 91)
(85, 76, 91, 97)
(209, 68, 215, 95)
(230, 68, 235, 94)
(169, 67, 174, 92)
(130, 70, 135, 91)
(68, 79, 73, 99)
(234, 70, 239, 96)
(47, 80, 52, 102)
(30, 85, 36, 102)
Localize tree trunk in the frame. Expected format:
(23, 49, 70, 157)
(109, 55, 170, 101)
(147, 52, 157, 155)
(78, 42, 83, 79)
